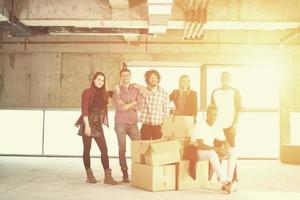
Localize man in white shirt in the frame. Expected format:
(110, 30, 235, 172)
(191, 104, 237, 193)
(211, 71, 241, 184)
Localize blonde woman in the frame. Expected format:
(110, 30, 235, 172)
(169, 75, 198, 122)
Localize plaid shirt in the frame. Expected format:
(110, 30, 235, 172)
(140, 86, 170, 125)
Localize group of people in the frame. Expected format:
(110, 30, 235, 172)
(74, 65, 241, 194)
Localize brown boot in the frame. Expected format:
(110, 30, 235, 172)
(122, 170, 130, 183)
(86, 168, 97, 183)
(104, 169, 118, 185)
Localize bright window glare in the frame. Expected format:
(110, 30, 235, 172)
(0, 109, 279, 158)
(44, 110, 85, 156)
(130, 66, 201, 107)
(237, 112, 279, 158)
(290, 112, 300, 145)
(207, 67, 279, 109)
(200, 111, 279, 158)
(0, 110, 43, 154)
(44, 110, 125, 157)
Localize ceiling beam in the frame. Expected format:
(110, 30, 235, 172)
(21, 19, 300, 31)
(14, 0, 300, 23)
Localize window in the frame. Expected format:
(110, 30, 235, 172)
(44, 110, 121, 157)
(0, 109, 43, 155)
(207, 66, 279, 158)
(207, 66, 279, 109)
(237, 112, 279, 157)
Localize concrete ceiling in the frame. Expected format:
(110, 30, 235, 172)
(0, 0, 300, 42)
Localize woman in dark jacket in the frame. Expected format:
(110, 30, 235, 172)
(169, 75, 198, 122)
(75, 71, 117, 185)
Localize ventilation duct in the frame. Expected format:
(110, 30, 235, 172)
(147, 0, 174, 34)
(0, 6, 32, 37)
(182, 0, 209, 40)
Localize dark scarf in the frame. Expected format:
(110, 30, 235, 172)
(91, 85, 108, 110)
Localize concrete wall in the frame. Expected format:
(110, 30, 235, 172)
(1, 30, 300, 108)
(0, 52, 121, 108)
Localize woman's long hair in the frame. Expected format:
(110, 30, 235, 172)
(91, 71, 108, 103)
(178, 74, 191, 95)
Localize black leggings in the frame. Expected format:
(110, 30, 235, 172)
(82, 134, 109, 170)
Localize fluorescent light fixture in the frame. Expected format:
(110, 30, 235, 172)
(148, 4, 172, 15)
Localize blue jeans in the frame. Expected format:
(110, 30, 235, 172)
(114, 123, 140, 171)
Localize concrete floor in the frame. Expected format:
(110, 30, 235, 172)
(1, 157, 300, 200)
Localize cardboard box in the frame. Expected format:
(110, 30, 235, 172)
(176, 160, 208, 190)
(131, 139, 163, 164)
(132, 163, 176, 192)
(162, 115, 194, 138)
(131, 140, 182, 166)
(144, 140, 182, 166)
(175, 138, 191, 159)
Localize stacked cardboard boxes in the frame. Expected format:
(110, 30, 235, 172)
(131, 139, 182, 192)
(131, 115, 208, 192)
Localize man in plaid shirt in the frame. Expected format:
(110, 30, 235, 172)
(139, 69, 170, 140)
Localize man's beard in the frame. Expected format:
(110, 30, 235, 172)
(149, 82, 158, 87)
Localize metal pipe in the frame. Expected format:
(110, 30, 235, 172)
(196, 23, 205, 37)
(192, 22, 202, 38)
(186, 22, 196, 39)
(182, 0, 195, 39)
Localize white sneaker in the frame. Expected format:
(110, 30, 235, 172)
(231, 181, 238, 192)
